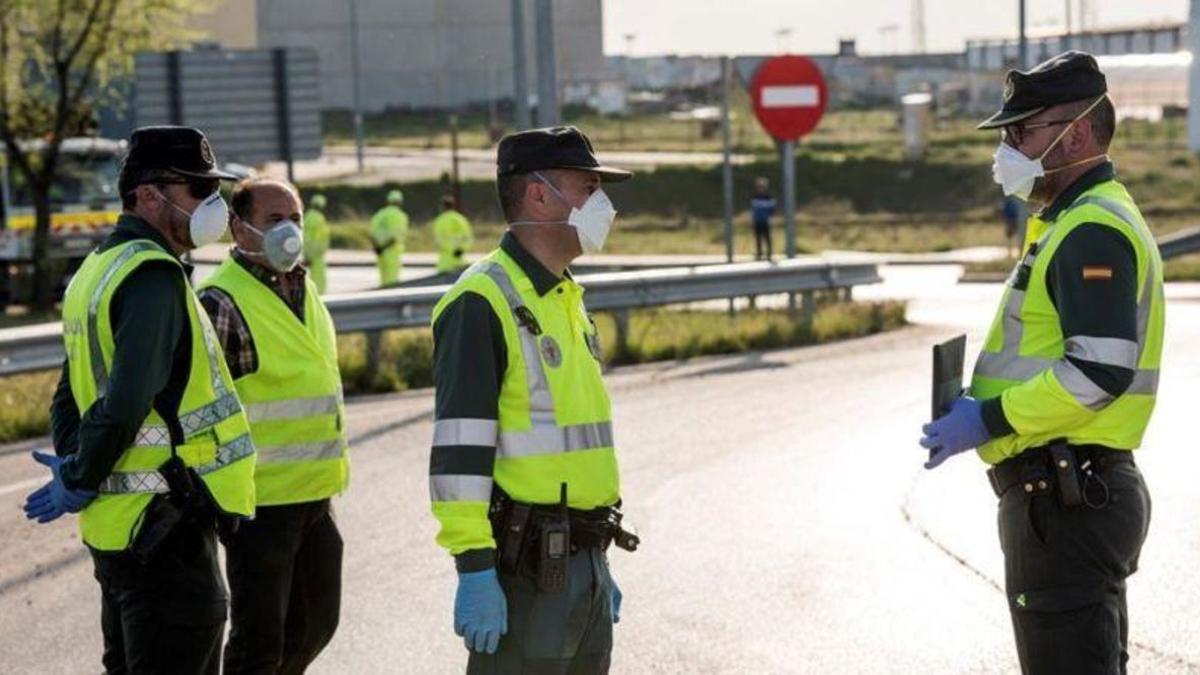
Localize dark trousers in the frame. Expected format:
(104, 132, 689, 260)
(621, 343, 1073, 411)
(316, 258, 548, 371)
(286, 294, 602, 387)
(223, 499, 343, 675)
(92, 517, 227, 675)
(468, 547, 615, 675)
(998, 460, 1151, 675)
(753, 223, 772, 260)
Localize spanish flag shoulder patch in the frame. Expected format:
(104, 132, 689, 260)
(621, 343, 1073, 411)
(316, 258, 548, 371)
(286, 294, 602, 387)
(1082, 265, 1114, 281)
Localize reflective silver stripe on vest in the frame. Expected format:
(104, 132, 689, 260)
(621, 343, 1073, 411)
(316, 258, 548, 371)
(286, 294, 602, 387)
(433, 418, 498, 447)
(476, 262, 556, 416)
(974, 194, 1161, 405)
(87, 242, 162, 397)
(132, 424, 171, 448)
(430, 474, 494, 503)
(244, 394, 342, 424)
(85, 242, 244, 448)
(459, 261, 613, 459)
(1053, 359, 1114, 410)
(1065, 336, 1138, 369)
(256, 439, 345, 464)
(98, 433, 255, 494)
(498, 421, 614, 458)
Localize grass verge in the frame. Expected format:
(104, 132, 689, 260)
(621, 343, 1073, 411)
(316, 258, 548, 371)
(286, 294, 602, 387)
(0, 301, 907, 443)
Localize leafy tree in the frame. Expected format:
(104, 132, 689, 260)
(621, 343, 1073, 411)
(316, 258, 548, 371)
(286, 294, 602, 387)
(0, 0, 202, 309)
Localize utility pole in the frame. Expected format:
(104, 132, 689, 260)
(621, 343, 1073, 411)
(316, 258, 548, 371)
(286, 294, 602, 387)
(911, 0, 926, 54)
(533, 0, 560, 126)
(1189, 0, 1200, 152)
(1018, 0, 1028, 69)
(348, 0, 365, 172)
(510, 0, 531, 130)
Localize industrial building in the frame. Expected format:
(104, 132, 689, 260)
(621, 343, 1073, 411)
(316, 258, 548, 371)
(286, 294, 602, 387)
(191, 0, 608, 112)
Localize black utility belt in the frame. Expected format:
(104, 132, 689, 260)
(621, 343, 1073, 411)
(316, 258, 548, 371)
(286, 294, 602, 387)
(986, 442, 1134, 508)
(489, 488, 639, 594)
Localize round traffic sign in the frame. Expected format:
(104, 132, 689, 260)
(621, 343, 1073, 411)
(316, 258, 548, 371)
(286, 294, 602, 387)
(749, 55, 828, 142)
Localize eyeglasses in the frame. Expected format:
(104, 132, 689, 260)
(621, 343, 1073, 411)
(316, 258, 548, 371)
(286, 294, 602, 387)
(155, 178, 220, 200)
(1001, 119, 1075, 147)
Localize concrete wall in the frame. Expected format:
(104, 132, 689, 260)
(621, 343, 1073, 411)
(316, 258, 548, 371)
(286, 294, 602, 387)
(252, 0, 605, 112)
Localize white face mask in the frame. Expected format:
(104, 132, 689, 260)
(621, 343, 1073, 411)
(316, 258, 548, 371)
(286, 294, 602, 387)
(510, 172, 617, 254)
(238, 218, 304, 272)
(156, 188, 229, 249)
(992, 95, 1109, 201)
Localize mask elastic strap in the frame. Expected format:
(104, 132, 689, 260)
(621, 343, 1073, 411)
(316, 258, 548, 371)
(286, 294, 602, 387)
(1044, 153, 1109, 175)
(508, 220, 568, 227)
(1037, 94, 1108, 162)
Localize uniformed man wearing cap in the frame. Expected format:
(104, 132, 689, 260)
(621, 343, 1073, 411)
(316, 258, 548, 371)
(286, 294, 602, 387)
(23, 126, 256, 674)
(919, 52, 1160, 673)
(428, 126, 640, 673)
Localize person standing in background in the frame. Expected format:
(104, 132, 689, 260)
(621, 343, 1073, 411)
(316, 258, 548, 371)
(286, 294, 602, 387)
(750, 177, 776, 261)
(369, 189, 410, 287)
(304, 193, 330, 293)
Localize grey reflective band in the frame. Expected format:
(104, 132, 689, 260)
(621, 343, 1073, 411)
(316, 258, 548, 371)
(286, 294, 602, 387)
(255, 438, 345, 464)
(87, 242, 164, 398)
(429, 474, 494, 503)
(974, 195, 1160, 404)
(98, 433, 255, 494)
(1053, 359, 1114, 410)
(433, 418, 498, 447)
(1064, 336, 1138, 369)
(499, 421, 614, 458)
(444, 259, 614, 474)
(179, 391, 243, 436)
(132, 424, 171, 448)
(476, 263, 556, 416)
(86, 241, 244, 448)
(244, 394, 342, 423)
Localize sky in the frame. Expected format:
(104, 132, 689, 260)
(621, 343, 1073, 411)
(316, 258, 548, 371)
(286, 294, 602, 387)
(603, 0, 1189, 56)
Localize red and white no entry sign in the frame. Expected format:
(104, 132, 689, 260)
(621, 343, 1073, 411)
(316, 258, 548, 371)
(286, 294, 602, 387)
(749, 55, 827, 142)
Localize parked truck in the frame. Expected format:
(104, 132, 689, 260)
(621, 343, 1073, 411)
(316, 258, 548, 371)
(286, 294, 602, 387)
(0, 137, 124, 308)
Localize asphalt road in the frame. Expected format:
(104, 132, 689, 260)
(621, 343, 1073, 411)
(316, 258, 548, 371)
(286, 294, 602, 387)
(1, 266, 1198, 673)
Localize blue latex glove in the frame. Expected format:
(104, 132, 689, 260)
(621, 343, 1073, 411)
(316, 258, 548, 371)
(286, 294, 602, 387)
(920, 397, 992, 470)
(23, 451, 97, 523)
(611, 577, 623, 624)
(454, 568, 507, 654)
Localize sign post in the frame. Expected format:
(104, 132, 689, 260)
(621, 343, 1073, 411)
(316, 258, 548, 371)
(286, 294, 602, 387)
(749, 55, 827, 259)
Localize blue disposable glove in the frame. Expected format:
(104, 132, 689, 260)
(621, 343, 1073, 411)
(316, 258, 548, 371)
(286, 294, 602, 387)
(920, 397, 992, 470)
(611, 577, 623, 624)
(454, 568, 507, 654)
(23, 451, 97, 523)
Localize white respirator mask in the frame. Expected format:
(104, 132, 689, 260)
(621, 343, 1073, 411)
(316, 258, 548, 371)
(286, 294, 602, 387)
(510, 172, 617, 254)
(992, 94, 1109, 201)
(157, 188, 230, 248)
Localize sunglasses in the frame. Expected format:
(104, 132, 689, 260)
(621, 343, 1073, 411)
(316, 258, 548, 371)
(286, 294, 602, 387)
(1000, 119, 1075, 147)
(154, 178, 220, 200)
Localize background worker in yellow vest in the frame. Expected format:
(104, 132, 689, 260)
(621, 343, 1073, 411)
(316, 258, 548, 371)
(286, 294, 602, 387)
(369, 188, 409, 286)
(919, 53, 1159, 673)
(433, 194, 473, 274)
(430, 126, 639, 673)
(23, 126, 255, 674)
(303, 193, 330, 293)
(197, 178, 350, 675)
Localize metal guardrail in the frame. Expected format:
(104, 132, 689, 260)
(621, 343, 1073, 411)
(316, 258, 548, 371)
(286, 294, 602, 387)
(0, 259, 881, 377)
(1156, 226, 1200, 260)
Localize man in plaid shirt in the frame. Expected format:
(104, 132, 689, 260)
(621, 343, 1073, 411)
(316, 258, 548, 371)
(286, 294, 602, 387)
(197, 178, 348, 674)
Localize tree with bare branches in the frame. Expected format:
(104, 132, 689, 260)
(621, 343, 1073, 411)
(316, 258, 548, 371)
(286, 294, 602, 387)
(0, 0, 202, 309)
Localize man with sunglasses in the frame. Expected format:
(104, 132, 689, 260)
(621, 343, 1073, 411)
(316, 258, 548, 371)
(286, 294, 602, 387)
(918, 52, 1160, 673)
(25, 126, 256, 674)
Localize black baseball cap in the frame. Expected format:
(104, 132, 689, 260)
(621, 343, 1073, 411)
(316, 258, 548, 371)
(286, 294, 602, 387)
(497, 126, 632, 182)
(119, 126, 239, 195)
(978, 51, 1108, 130)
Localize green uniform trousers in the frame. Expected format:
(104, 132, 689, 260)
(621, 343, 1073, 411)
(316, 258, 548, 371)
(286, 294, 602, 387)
(467, 547, 615, 675)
